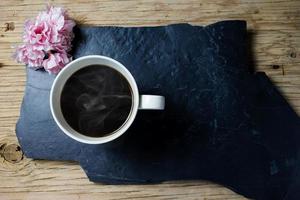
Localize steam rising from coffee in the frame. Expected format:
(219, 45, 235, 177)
(60, 65, 132, 137)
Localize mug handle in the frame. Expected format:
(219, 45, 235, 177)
(138, 95, 165, 110)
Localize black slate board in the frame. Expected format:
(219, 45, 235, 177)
(16, 21, 300, 200)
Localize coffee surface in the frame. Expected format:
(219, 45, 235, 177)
(60, 65, 132, 137)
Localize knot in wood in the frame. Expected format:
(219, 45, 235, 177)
(1, 144, 23, 163)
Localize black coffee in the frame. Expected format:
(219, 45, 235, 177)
(60, 65, 132, 137)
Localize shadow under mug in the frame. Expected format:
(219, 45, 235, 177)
(50, 55, 165, 144)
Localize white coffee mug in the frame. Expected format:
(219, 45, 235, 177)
(50, 55, 165, 144)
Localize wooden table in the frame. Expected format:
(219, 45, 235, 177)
(0, 0, 299, 199)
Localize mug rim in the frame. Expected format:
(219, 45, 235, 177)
(50, 55, 139, 144)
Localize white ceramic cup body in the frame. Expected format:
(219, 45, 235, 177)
(50, 55, 164, 144)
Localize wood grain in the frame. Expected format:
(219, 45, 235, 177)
(0, 0, 299, 199)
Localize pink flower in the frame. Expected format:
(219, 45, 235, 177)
(43, 51, 71, 74)
(14, 44, 45, 68)
(35, 6, 75, 50)
(13, 5, 75, 74)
